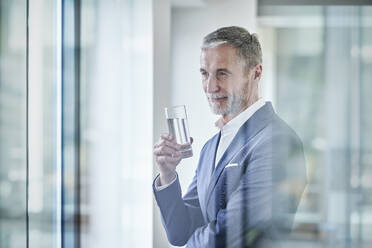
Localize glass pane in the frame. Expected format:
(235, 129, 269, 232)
(0, 0, 27, 247)
(258, 4, 372, 248)
(79, 0, 154, 247)
(28, 0, 59, 247)
(360, 6, 372, 245)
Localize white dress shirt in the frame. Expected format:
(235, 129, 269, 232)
(214, 98, 265, 167)
(155, 98, 266, 190)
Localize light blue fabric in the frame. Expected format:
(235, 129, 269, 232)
(153, 102, 307, 248)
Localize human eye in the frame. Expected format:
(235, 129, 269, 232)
(200, 70, 208, 79)
(217, 70, 228, 79)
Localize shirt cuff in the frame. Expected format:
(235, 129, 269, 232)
(154, 173, 178, 191)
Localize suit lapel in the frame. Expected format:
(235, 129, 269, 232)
(198, 131, 220, 220)
(204, 102, 275, 212)
(201, 131, 221, 185)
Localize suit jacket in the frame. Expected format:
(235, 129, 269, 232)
(153, 102, 307, 248)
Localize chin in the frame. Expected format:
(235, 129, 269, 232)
(209, 103, 229, 115)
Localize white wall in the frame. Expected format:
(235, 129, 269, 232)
(170, 0, 258, 194)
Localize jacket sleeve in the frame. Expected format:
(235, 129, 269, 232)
(153, 172, 205, 246)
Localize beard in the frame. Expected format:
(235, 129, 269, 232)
(206, 91, 246, 116)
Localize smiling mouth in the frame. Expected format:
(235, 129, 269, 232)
(209, 97, 228, 102)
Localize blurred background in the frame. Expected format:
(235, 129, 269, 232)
(0, 0, 372, 247)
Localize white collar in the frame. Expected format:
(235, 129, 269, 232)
(215, 98, 265, 134)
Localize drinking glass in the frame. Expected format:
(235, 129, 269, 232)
(165, 105, 193, 158)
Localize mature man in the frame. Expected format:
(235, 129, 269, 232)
(153, 26, 307, 248)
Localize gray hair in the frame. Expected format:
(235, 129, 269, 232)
(202, 26, 262, 72)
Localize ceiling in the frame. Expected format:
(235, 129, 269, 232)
(171, 0, 206, 8)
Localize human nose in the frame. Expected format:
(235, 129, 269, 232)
(205, 75, 219, 93)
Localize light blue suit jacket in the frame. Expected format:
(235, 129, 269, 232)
(153, 102, 307, 247)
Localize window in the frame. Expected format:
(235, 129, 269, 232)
(258, 4, 372, 247)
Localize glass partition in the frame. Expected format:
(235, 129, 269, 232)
(0, 0, 27, 247)
(28, 0, 59, 247)
(79, 0, 154, 247)
(5, 1, 372, 248)
(1, 0, 154, 247)
(360, 6, 372, 244)
(258, 4, 372, 248)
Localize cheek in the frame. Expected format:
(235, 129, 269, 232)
(221, 80, 234, 94)
(233, 79, 248, 93)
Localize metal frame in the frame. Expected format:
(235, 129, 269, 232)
(61, 0, 81, 247)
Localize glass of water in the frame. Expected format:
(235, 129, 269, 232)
(165, 105, 193, 158)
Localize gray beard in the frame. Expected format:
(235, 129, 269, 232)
(209, 94, 246, 116)
(208, 81, 251, 116)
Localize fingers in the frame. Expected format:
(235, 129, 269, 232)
(154, 145, 181, 157)
(155, 154, 182, 165)
(154, 134, 181, 150)
(159, 134, 194, 146)
(153, 134, 193, 159)
(161, 133, 173, 141)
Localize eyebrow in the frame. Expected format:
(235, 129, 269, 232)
(199, 68, 232, 74)
(216, 68, 232, 74)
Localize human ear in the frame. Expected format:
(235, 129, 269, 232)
(254, 64, 262, 81)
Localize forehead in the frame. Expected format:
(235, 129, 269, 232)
(200, 44, 240, 68)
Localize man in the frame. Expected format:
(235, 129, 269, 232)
(153, 26, 307, 247)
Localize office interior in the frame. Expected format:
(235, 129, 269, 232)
(0, 0, 372, 247)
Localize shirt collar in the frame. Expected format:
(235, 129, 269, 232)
(215, 98, 266, 133)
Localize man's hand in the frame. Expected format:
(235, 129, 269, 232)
(153, 134, 193, 185)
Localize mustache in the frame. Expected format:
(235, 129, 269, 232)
(206, 93, 229, 99)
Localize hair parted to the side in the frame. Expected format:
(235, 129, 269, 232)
(202, 26, 262, 72)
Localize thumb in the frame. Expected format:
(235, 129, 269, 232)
(190, 137, 194, 144)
